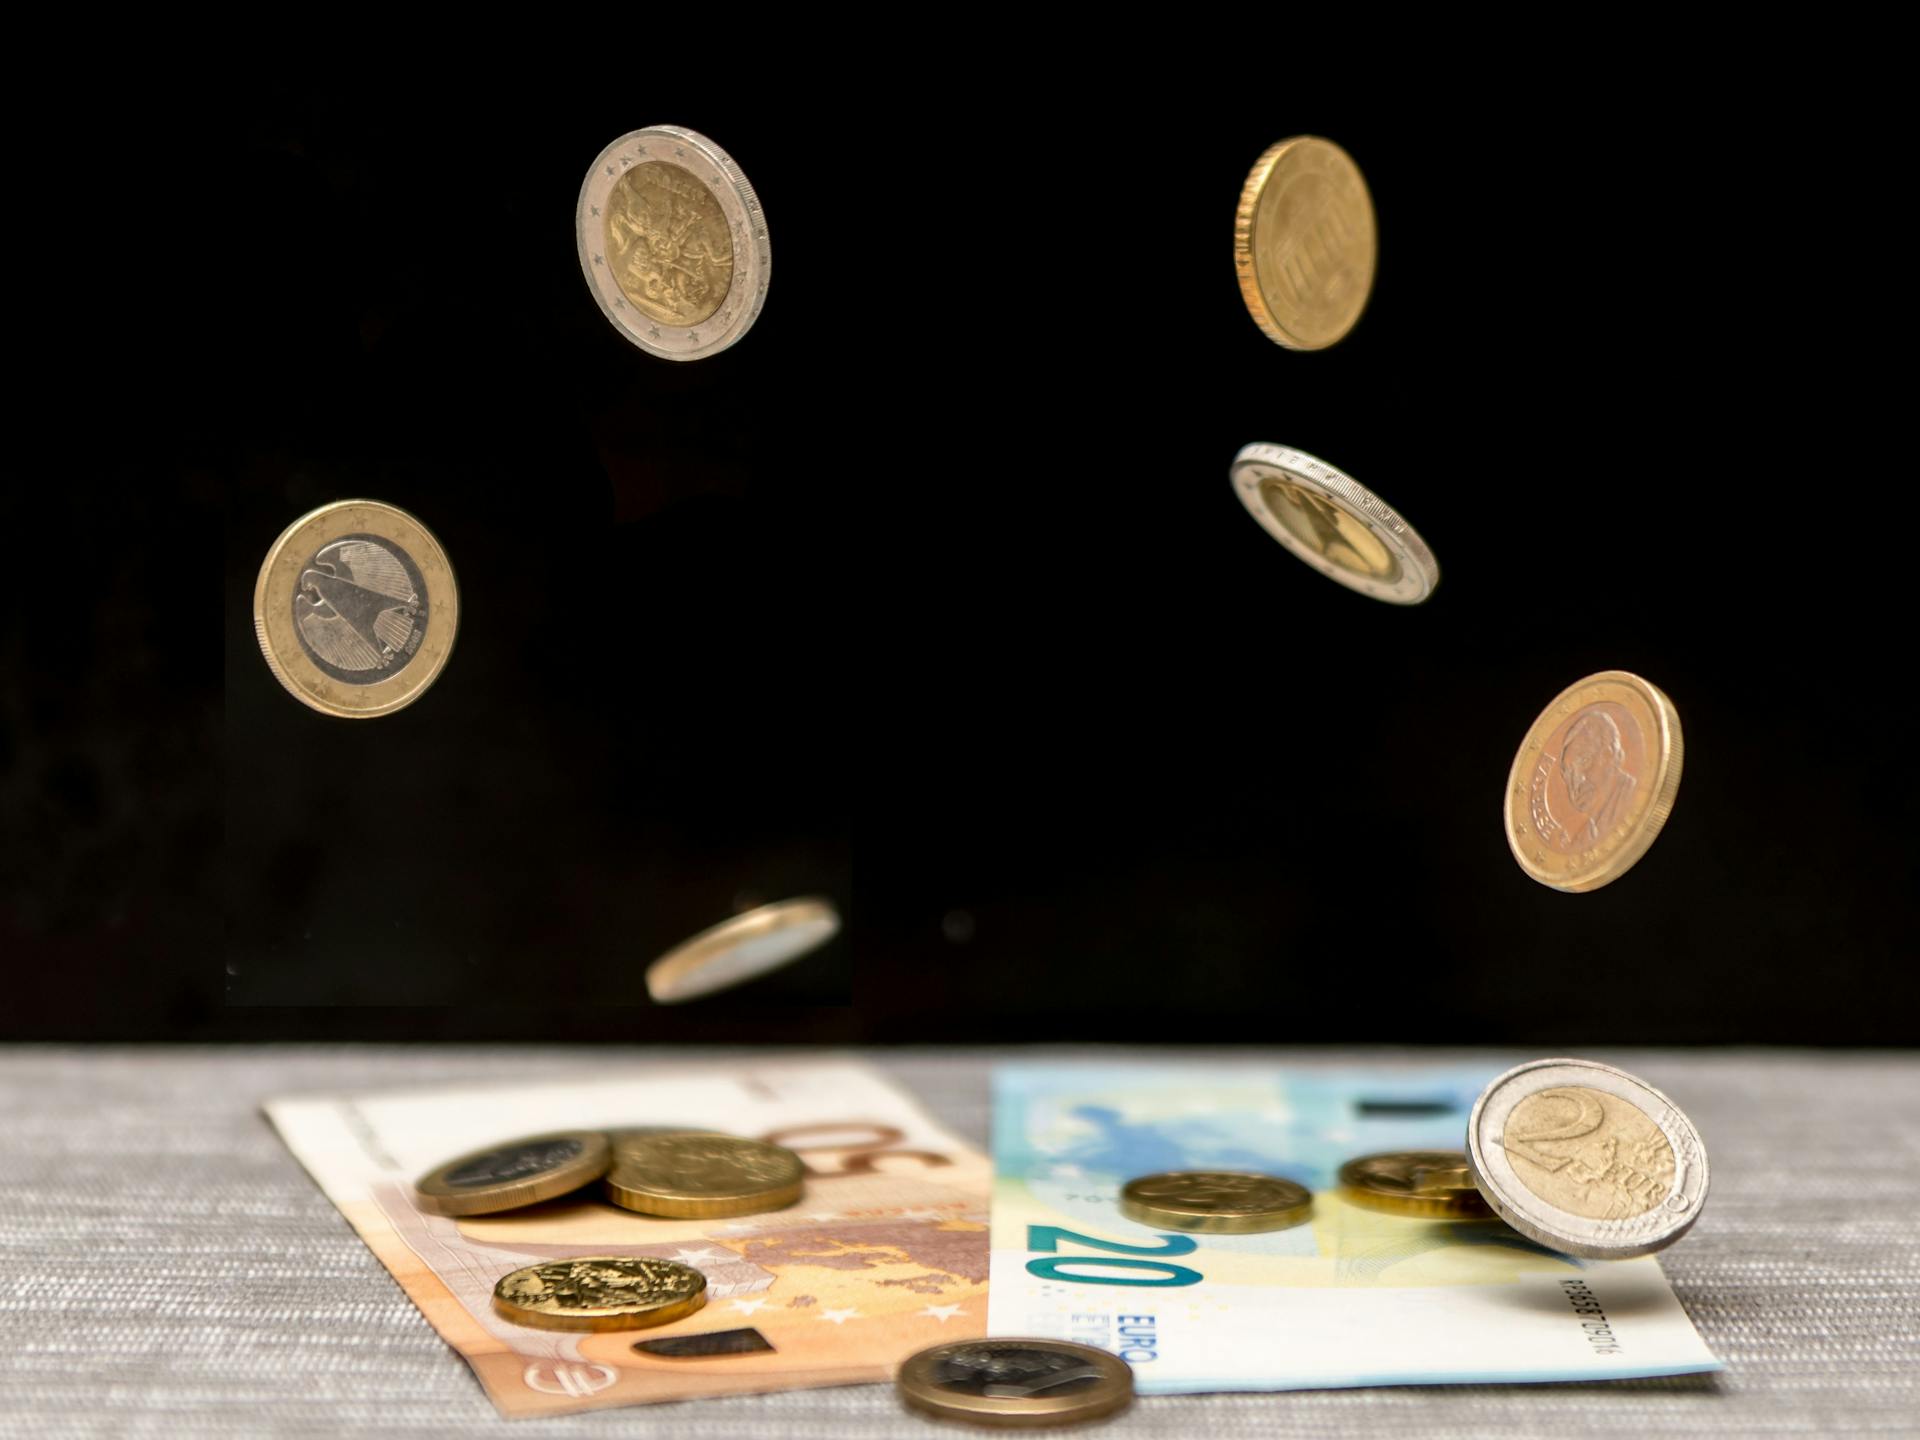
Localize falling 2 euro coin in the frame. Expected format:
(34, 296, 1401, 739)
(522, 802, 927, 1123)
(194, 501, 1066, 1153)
(645, 897, 841, 1004)
(1504, 671, 1683, 892)
(1234, 135, 1377, 351)
(577, 125, 769, 361)
(1230, 443, 1439, 604)
(253, 499, 459, 718)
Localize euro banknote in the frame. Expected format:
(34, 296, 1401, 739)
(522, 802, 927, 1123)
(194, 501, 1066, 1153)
(267, 1060, 989, 1417)
(989, 1063, 1719, 1392)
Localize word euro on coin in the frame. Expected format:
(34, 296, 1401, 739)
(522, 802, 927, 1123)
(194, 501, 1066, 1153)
(254, 499, 458, 718)
(1230, 443, 1439, 603)
(414, 1130, 612, 1217)
(898, 1338, 1134, 1428)
(492, 1256, 707, 1332)
(577, 125, 769, 361)
(1466, 1058, 1709, 1259)
(604, 1133, 803, 1219)
(1120, 1171, 1312, 1234)
(1504, 671, 1683, 892)
(1234, 136, 1376, 350)
(646, 897, 842, 1004)
(1338, 1151, 1494, 1219)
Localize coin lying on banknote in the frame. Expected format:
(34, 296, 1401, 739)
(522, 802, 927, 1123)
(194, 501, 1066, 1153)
(646, 897, 842, 1004)
(1338, 1151, 1494, 1219)
(577, 124, 770, 361)
(603, 1132, 803, 1218)
(1119, 1170, 1312, 1234)
(253, 499, 459, 718)
(1503, 671, 1683, 892)
(1230, 442, 1438, 603)
(898, 1338, 1134, 1428)
(492, 1256, 707, 1332)
(1466, 1058, 1709, 1259)
(413, 1130, 611, 1217)
(1234, 135, 1376, 351)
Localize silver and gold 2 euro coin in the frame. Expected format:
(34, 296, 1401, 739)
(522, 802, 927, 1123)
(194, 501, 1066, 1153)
(1229, 442, 1439, 604)
(253, 499, 458, 718)
(577, 125, 769, 360)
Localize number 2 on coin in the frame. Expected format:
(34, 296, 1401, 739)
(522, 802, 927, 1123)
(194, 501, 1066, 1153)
(1025, 1226, 1202, 1287)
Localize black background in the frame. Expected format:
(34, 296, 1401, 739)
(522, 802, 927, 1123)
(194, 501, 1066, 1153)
(6, 70, 1913, 1044)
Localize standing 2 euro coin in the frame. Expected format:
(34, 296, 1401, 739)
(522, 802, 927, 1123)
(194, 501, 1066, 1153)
(1235, 136, 1376, 350)
(1230, 443, 1438, 604)
(577, 125, 769, 361)
(1504, 671, 1683, 892)
(253, 499, 458, 718)
(898, 1338, 1133, 1428)
(1466, 1057, 1709, 1259)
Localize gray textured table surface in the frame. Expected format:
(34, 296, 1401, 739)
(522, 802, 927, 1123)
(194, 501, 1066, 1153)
(2, 1047, 1915, 1438)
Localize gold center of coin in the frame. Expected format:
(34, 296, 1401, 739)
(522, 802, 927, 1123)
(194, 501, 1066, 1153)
(1529, 703, 1647, 855)
(603, 161, 733, 327)
(1501, 1086, 1675, 1220)
(1260, 477, 1400, 581)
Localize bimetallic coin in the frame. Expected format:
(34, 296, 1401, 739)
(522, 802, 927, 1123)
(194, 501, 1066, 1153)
(1466, 1058, 1709, 1259)
(898, 1338, 1133, 1428)
(413, 1130, 611, 1217)
(492, 1256, 706, 1332)
(253, 500, 458, 718)
(1119, 1171, 1312, 1234)
(604, 1133, 803, 1219)
(1504, 671, 1683, 892)
(645, 898, 841, 1004)
(577, 125, 769, 361)
(1234, 136, 1376, 351)
(1230, 443, 1439, 604)
(1338, 1150, 1495, 1219)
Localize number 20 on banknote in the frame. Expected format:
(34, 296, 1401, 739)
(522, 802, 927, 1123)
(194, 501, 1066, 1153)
(1025, 1227, 1202, 1287)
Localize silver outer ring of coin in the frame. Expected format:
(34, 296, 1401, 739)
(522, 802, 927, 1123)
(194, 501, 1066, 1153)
(1229, 442, 1439, 604)
(645, 897, 841, 1004)
(576, 125, 769, 361)
(1466, 1057, 1709, 1260)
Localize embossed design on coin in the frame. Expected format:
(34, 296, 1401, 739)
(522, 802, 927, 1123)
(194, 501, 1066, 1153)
(898, 1338, 1133, 1427)
(1235, 136, 1376, 350)
(1505, 672, 1683, 891)
(293, 535, 428, 682)
(1230, 442, 1438, 604)
(1467, 1058, 1709, 1259)
(414, 1130, 611, 1216)
(604, 1133, 803, 1219)
(1338, 1151, 1495, 1219)
(492, 1256, 707, 1332)
(1120, 1170, 1312, 1233)
(604, 162, 733, 326)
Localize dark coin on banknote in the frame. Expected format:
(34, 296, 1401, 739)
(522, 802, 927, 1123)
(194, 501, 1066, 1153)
(1119, 1170, 1312, 1234)
(1338, 1150, 1495, 1218)
(492, 1256, 707, 1331)
(898, 1338, 1133, 1427)
(604, 1133, 803, 1219)
(413, 1131, 612, 1217)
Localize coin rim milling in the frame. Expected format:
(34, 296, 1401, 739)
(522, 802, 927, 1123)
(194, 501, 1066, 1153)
(1229, 442, 1439, 604)
(896, 1338, 1134, 1427)
(412, 1130, 612, 1217)
(603, 1134, 804, 1218)
(1118, 1171, 1314, 1234)
(1336, 1151, 1496, 1219)
(1234, 135, 1377, 351)
(490, 1255, 708, 1332)
(645, 897, 842, 1004)
(253, 499, 459, 718)
(1503, 670, 1684, 892)
(1466, 1058, 1709, 1260)
(576, 125, 770, 361)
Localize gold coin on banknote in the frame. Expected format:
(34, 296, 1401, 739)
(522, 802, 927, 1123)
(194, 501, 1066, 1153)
(1119, 1171, 1312, 1234)
(253, 499, 458, 718)
(492, 1256, 707, 1331)
(1234, 135, 1376, 351)
(413, 1130, 611, 1217)
(1504, 671, 1684, 892)
(1338, 1151, 1495, 1219)
(1466, 1058, 1709, 1259)
(898, 1338, 1133, 1428)
(645, 897, 841, 1004)
(604, 1133, 803, 1218)
(1230, 443, 1439, 604)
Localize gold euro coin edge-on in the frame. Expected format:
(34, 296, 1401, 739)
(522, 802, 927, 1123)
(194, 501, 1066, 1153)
(1503, 670, 1684, 893)
(252, 498, 459, 719)
(1234, 135, 1377, 351)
